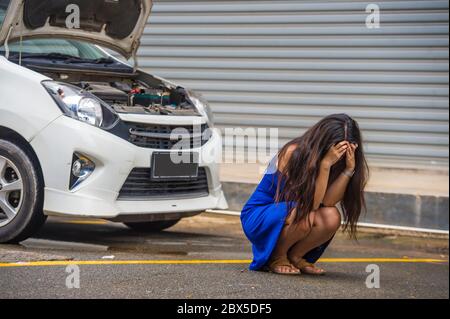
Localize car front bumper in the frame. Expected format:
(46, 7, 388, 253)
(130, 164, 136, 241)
(30, 115, 228, 220)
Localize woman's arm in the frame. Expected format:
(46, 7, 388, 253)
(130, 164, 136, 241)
(313, 163, 331, 210)
(322, 143, 358, 207)
(322, 172, 352, 207)
(314, 142, 349, 210)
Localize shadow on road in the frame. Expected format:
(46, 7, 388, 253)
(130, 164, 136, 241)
(26, 217, 247, 256)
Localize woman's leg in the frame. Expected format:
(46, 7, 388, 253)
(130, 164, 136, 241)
(288, 206, 341, 268)
(269, 209, 316, 273)
(303, 236, 334, 264)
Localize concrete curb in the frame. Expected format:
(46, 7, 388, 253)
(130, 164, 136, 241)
(220, 181, 449, 232)
(206, 210, 449, 239)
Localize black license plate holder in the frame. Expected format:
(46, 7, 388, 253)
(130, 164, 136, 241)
(151, 152, 199, 181)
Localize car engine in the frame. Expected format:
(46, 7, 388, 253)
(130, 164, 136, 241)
(37, 69, 201, 117)
(76, 80, 200, 116)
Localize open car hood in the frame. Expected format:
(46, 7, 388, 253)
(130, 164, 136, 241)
(0, 0, 152, 59)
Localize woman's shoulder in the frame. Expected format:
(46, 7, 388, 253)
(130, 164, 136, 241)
(262, 144, 298, 176)
(277, 144, 297, 172)
(265, 156, 278, 175)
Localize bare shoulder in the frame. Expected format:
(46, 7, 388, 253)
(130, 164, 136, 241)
(278, 144, 298, 172)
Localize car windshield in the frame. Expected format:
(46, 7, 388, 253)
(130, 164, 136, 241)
(1, 38, 109, 60)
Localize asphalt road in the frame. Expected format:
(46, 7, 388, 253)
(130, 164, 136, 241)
(0, 213, 448, 299)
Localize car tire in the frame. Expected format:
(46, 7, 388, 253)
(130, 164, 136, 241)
(124, 219, 181, 232)
(0, 139, 46, 243)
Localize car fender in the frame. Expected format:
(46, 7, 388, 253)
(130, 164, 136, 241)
(0, 56, 62, 141)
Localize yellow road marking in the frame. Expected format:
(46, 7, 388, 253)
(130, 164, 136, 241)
(319, 258, 446, 263)
(0, 258, 446, 268)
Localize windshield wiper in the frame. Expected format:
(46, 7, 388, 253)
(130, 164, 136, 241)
(91, 57, 116, 64)
(7, 52, 116, 64)
(8, 52, 83, 61)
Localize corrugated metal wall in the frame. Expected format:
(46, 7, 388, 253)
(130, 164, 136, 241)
(138, 0, 449, 164)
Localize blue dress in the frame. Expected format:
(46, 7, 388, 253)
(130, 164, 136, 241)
(241, 160, 332, 271)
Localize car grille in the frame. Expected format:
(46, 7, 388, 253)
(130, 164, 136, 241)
(118, 167, 209, 200)
(126, 122, 210, 149)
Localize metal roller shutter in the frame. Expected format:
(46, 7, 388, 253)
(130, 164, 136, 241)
(137, 0, 449, 164)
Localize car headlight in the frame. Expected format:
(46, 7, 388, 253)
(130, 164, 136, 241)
(42, 81, 119, 129)
(187, 90, 215, 128)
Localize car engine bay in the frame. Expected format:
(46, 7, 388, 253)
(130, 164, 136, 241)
(38, 69, 201, 117)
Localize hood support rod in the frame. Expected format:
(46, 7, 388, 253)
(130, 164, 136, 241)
(132, 50, 138, 73)
(4, 25, 13, 60)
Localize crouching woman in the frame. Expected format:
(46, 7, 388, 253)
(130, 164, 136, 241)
(241, 114, 369, 275)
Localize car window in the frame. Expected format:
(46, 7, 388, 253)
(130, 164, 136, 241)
(0, 0, 10, 29)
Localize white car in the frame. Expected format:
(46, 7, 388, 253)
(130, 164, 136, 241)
(0, 0, 227, 243)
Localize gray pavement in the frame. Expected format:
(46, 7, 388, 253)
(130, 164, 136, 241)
(0, 213, 448, 299)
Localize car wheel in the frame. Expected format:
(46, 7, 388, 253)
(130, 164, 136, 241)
(0, 139, 46, 243)
(124, 219, 181, 232)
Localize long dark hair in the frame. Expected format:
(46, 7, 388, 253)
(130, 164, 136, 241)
(276, 114, 369, 237)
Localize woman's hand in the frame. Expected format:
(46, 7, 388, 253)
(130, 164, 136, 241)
(345, 143, 358, 171)
(321, 141, 349, 169)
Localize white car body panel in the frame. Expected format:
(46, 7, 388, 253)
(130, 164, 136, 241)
(0, 56, 61, 141)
